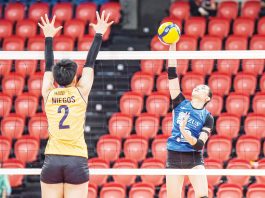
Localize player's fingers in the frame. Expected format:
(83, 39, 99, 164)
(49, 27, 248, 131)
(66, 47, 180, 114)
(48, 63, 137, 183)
(38, 23, 44, 29)
(51, 15, 56, 25)
(40, 17, 46, 26)
(107, 21, 114, 27)
(89, 23, 96, 28)
(101, 10, 105, 21)
(45, 14, 50, 24)
(96, 11, 100, 22)
(105, 13, 110, 22)
(55, 26, 63, 32)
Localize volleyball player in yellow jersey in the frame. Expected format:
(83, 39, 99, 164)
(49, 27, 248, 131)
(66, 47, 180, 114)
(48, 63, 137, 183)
(38, 12, 113, 198)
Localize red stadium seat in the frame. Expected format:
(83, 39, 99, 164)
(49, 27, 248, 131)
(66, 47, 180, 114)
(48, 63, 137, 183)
(141, 158, 165, 186)
(205, 159, 222, 186)
(129, 182, 155, 198)
(226, 158, 251, 186)
(169, 1, 190, 20)
(233, 17, 254, 37)
(3, 36, 24, 51)
(28, 73, 43, 98)
(88, 183, 97, 198)
(242, 1, 261, 19)
(74, 60, 85, 76)
(181, 72, 204, 94)
(15, 60, 37, 77)
(15, 94, 38, 118)
(250, 35, 265, 50)
(88, 158, 109, 186)
(0, 60, 12, 76)
(28, 2, 49, 22)
(112, 158, 137, 186)
(28, 114, 48, 140)
(208, 17, 230, 38)
(176, 35, 197, 51)
(253, 92, 265, 115)
(253, 113, 265, 142)
(156, 72, 169, 95)
(2, 73, 24, 97)
(120, 92, 143, 116)
(89, 25, 111, 41)
(64, 19, 85, 40)
(226, 93, 249, 116)
(242, 59, 264, 76)
(16, 19, 37, 38)
(131, 72, 154, 96)
(216, 113, 240, 139)
(28, 36, 45, 51)
(1, 115, 24, 140)
(160, 17, 182, 31)
(100, 182, 126, 198)
(96, 135, 121, 163)
(236, 135, 260, 161)
(217, 59, 240, 75)
(14, 136, 39, 163)
(217, 183, 242, 198)
(140, 60, 164, 76)
(200, 35, 222, 51)
(208, 72, 231, 96)
(52, 3, 72, 22)
(256, 159, 265, 183)
(152, 135, 168, 163)
(108, 113, 132, 138)
(2, 159, 24, 187)
(124, 135, 148, 162)
(100, 2, 121, 24)
(5, 2, 25, 22)
(146, 92, 169, 116)
(162, 113, 172, 136)
(135, 113, 159, 139)
(217, 1, 238, 20)
(258, 17, 265, 35)
(225, 35, 248, 50)
(0, 137, 11, 162)
(159, 183, 185, 198)
(77, 35, 94, 51)
(233, 72, 256, 95)
(188, 185, 214, 198)
(0, 19, 13, 38)
(53, 36, 74, 51)
(247, 184, 265, 198)
(207, 135, 232, 162)
(185, 17, 206, 38)
(205, 95, 223, 116)
(150, 36, 169, 51)
(0, 94, 12, 117)
(76, 2, 97, 23)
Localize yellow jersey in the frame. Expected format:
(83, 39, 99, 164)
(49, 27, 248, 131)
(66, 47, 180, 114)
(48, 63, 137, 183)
(44, 86, 88, 158)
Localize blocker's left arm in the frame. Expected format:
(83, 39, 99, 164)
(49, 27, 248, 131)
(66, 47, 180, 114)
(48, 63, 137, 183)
(38, 14, 62, 103)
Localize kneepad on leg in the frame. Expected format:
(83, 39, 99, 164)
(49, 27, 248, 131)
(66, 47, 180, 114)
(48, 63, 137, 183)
(200, 196, 208, 198)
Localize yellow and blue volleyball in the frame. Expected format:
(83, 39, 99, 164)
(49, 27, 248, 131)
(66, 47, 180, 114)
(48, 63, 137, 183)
(158, 22, 181, 45)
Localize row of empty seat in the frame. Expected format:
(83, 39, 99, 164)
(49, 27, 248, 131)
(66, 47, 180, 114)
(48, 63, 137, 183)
(170, 1, 261, 20)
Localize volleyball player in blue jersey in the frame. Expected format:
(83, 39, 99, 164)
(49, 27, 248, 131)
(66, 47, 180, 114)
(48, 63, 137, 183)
(166, 43, 214, 198)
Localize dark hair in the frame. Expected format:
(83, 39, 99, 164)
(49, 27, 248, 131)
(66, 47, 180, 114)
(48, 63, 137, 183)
(208, 88, 213, 99)
(52, 59, 77, 86)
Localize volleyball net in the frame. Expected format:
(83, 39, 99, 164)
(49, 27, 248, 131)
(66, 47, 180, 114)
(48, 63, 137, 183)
(1, 50, 265, 180)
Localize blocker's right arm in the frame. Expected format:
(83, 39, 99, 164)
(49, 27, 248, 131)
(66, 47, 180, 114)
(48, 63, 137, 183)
(38, 14, 62, 103)
(168, 43, 181, 100)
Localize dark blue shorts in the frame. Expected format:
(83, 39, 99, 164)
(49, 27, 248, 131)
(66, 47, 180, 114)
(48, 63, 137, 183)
(166, 150, 204, 169)
(40, 154, 89, 184)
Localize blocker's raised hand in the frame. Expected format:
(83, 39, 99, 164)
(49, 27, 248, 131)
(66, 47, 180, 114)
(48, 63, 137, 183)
(38, 14, 63, 38)
(90, 11, 114, 35)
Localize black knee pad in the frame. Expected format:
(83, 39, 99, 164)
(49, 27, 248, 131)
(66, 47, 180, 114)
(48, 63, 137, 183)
(200, 197, 208, 198)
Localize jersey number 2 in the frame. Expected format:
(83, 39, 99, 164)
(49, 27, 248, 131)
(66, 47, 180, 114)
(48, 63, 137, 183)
(58, 105, 70, 129)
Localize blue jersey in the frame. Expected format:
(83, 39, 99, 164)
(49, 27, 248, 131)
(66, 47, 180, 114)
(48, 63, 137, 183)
(167, 95, 213, 152)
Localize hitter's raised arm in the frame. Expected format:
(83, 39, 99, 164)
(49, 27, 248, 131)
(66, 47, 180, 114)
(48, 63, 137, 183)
(168, 43, 181, 100)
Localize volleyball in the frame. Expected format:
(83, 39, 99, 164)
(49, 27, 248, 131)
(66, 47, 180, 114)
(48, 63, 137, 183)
(158, 22, 181, 45)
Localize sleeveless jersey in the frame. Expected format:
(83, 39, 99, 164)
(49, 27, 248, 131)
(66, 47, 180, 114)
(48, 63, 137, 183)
(44, 87, 88, 158)
(167, 99, 211, 152)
